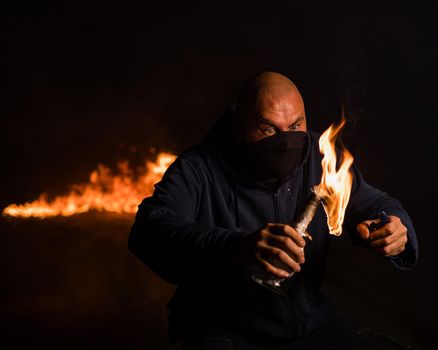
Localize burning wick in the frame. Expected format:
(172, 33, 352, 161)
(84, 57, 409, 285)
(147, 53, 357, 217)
(314, 117, 354, 236)
(295, 116, 354, 241)
(252, 117, 354, 295)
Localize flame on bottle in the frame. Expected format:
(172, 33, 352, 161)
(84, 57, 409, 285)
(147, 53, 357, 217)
(314, 117, 354, 236)
(2, 152, 176, 218)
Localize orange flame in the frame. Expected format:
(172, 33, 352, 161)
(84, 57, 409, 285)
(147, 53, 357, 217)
(315, 118, 354, 235)
(2, 152, 176, 218)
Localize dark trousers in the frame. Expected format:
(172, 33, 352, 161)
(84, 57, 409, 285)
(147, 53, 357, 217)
(180, 314, 411, 350)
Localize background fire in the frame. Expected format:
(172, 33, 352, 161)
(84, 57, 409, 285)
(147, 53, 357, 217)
(2, 153, 176, 218)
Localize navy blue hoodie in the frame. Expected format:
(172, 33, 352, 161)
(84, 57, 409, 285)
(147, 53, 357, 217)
(128, 108, 418, 343)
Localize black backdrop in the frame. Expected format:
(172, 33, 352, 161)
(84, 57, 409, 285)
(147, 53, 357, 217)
(1, 1, 437, 349)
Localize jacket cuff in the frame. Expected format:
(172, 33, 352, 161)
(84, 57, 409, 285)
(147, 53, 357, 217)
(386, 236, 418, 270)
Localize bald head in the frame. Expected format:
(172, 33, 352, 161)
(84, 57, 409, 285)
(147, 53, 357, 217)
(235, 72, 307, 143)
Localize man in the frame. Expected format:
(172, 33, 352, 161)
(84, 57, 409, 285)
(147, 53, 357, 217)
(129, 72, 418, 349)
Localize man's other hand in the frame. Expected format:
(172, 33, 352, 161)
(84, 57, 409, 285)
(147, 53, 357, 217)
(356, 215, 408, 257)
(234, 223, 306, 278)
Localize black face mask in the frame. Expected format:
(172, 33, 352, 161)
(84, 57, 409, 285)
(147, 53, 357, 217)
(234, 131, 307, 184)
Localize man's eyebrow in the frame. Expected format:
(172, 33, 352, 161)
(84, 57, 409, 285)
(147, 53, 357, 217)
(289, 116, 304, 127)
(258, 118, 276, 126)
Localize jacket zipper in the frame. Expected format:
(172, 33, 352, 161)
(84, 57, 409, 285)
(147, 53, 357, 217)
(291, 296, 298, 338)
(271, 192, 297, 339)
(270, 191, 295, 338)
(271, 192, 280, 222)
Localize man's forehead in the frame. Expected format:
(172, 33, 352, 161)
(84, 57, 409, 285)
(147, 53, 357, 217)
(252, 91, 304, 117)
(257, 93, 302, 110)
(236, 72, 305, 122)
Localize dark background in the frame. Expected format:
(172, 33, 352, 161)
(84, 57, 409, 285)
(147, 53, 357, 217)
(1, 1, 437, 349)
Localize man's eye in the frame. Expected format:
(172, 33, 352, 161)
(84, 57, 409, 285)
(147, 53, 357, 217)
(289, 124, 299, 130)
(264, 127, 276, 134)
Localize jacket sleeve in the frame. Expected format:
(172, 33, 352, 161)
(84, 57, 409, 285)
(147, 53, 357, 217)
(343, 165, 418, 270)
(128, 154, 245, 285)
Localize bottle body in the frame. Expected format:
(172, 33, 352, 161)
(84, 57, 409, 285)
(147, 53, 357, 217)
(251, 192, 320, 295)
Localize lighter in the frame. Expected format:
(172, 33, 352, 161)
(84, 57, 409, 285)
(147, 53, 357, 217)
(369, 210, 390, 232)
